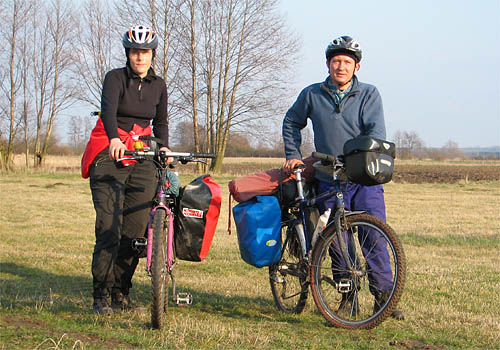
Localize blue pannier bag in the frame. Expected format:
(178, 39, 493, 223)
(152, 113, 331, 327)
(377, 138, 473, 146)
(232, 195, 282, 268)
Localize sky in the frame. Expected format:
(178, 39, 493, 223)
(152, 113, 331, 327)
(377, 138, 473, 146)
(277, 0, 500, 148)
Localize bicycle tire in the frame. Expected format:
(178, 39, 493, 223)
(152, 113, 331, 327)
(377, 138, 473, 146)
(151, 209, 168, 329)
(310, 213, 406, 329)
(269, 222, 309, 313)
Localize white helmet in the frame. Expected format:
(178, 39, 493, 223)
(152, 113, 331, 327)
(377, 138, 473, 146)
(122, 25, 158, 50)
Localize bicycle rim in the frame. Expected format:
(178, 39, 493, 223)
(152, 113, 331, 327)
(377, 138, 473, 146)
(151, 209, 168, 329)
(269, 223, 308, 313)
(310, 214, 406, 329)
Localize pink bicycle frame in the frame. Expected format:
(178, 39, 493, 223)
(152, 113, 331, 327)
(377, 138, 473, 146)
(146, 205, 175, 274)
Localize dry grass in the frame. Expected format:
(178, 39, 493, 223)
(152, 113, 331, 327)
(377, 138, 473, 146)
(1, 166, 500, 349)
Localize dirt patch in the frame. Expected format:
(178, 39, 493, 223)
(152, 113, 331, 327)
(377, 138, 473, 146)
(393, 164, 500, 184)
(390, 339, 445, 350)
(1, 314, 135, 350)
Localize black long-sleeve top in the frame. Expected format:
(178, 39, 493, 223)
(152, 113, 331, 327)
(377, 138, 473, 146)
(100, 65, 169, 146)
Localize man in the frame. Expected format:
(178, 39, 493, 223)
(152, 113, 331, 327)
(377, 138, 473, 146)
(282, 35, 404, 320)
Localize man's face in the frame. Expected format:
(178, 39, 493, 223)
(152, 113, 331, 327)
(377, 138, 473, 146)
(326, 54, 360, 89)
(129, 48, 153, 78)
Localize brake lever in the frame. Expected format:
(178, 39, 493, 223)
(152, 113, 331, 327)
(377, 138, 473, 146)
(116, 156, 140, 163)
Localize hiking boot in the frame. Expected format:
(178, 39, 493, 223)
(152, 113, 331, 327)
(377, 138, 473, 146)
(111, 292, 144, 312)
(93, 297, 113, 315)
(336, 292, 359, 317)
(374, 290, 404, 320)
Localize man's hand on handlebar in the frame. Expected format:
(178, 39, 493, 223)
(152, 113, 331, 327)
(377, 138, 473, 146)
(282, 158, 304, 175)
(159, 147, 174, 164)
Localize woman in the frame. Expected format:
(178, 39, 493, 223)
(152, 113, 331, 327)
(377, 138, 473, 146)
(81, 25, 170, 315)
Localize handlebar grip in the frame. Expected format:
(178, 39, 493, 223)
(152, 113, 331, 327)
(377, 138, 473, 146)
(192, 153, 216, 159)
(123, 150, 155, 156)
(312, 151, 337, 163)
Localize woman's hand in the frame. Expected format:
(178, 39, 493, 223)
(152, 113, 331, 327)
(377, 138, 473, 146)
(109, 138, 127, 160)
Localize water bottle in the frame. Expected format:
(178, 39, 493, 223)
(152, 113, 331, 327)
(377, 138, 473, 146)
(311, 208, 331, 248)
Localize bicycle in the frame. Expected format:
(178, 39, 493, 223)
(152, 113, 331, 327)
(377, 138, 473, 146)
(269, 151, 406, 329)
(118, 137, 215, 329)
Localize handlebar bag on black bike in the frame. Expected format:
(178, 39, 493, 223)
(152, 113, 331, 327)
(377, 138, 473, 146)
(343, 135, 396, 186)
(174, 175, 222, 262)
(232, 195, 282, 268)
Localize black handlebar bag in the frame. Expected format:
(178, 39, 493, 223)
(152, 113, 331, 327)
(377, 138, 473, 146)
(343, 136, 396, 186)
(174, 175, 221, 261)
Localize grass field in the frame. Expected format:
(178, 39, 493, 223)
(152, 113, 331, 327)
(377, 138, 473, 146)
(1, 160, 499, 349)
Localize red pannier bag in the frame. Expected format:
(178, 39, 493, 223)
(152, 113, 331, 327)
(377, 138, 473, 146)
(174, 175, 221, 261)
(228, 156, 316, 203)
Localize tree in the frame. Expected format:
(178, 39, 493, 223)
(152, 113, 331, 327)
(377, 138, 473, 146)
(441, 140, 464, 159)
(30, 0, 78, 167)
(73, 0, 119, 108)
(0, 0, 33, 170)
(178, 0, 300, 172)
(393, 130, 425, 159)
(68, 114, 93, 152)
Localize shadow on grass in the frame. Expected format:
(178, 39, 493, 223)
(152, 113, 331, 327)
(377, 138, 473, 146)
(0, 262, 302, 326)
(164, 285, 302, 324)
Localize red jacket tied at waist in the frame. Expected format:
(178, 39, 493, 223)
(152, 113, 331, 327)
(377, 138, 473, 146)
(81, 118, 152, 178)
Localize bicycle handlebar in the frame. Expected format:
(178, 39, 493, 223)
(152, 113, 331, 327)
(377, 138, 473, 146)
(118, 150, 215, 164)
(123, 150, 215, 158)
(312, 151, 337, 164)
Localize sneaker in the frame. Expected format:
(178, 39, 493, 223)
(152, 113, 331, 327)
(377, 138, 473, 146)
(93, 297, 113, 315)
(374, 290, 404, 320)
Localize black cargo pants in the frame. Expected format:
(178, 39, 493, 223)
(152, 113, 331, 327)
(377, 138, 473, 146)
(89, 152, 156, 299)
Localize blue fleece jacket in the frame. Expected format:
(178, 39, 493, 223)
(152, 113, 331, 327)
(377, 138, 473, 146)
(282, 75, 386, 182)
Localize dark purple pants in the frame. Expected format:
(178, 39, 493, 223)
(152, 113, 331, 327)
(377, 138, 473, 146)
(318, 181, 394, 293)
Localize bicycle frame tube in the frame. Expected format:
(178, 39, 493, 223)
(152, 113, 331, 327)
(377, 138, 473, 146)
(166, 207, 174, 271)
(146, 166, 175, 274)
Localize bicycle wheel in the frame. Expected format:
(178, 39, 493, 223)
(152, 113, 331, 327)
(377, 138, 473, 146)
(269, 222, 309, 313)
(310, 213, 406, 329)
(151, 209, 168, 329)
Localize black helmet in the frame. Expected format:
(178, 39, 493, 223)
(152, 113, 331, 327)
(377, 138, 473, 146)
(325, 36, 362, 63)
(122, 25, 158, 50)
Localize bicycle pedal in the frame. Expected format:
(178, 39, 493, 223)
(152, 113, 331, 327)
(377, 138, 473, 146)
(270, 273, 285, 283)
(338, 279, 353, 293)
(176, 292, 192, 306)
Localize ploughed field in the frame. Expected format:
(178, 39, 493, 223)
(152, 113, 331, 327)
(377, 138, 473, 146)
(221, 159, 500, 184)
(392, 163, 500, 183)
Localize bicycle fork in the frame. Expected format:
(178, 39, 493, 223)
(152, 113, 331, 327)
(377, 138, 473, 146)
(146, 206, 192, 306)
